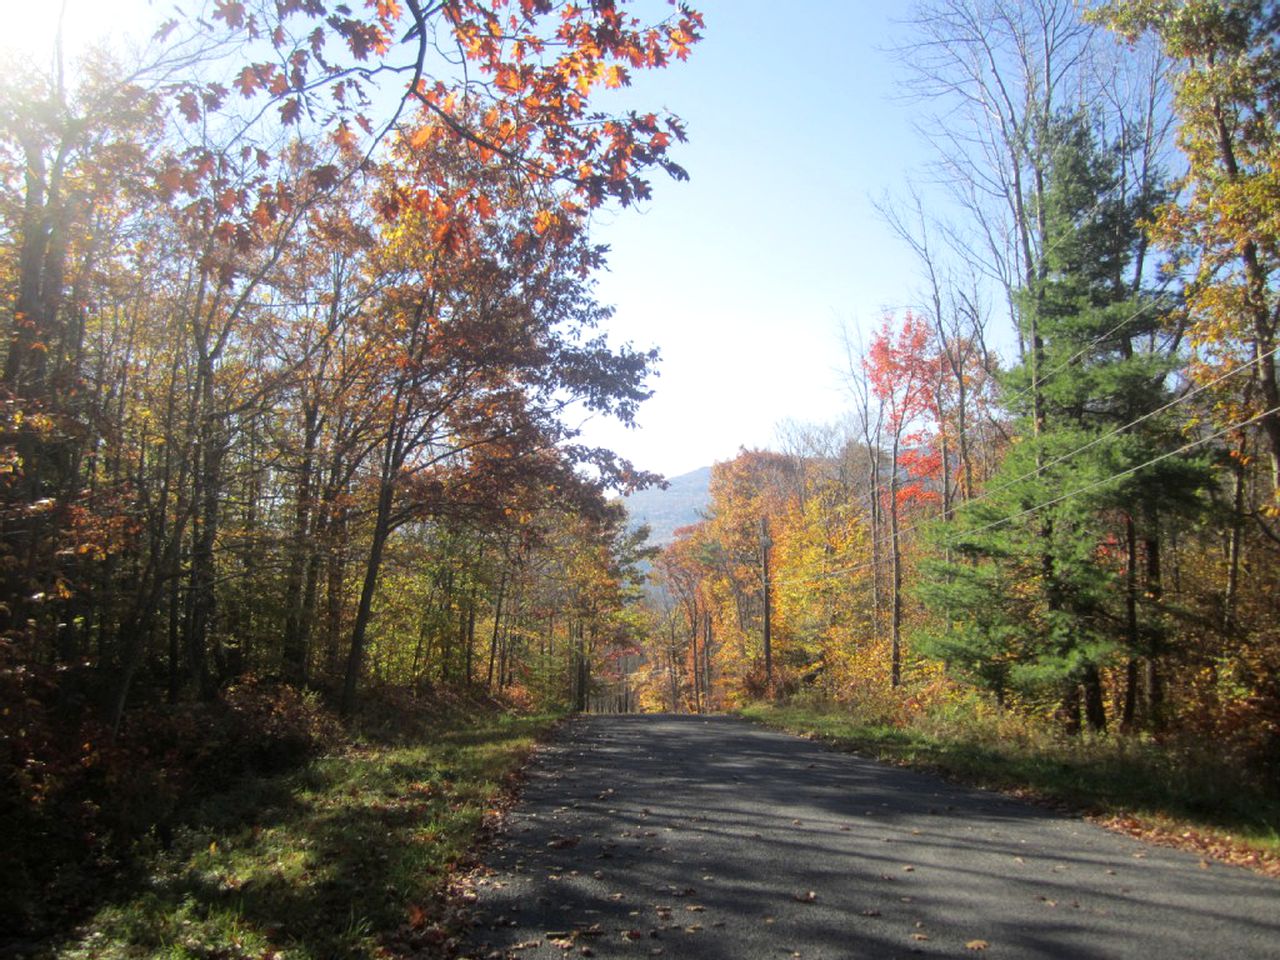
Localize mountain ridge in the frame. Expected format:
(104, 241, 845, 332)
(622, 465, 712, 547)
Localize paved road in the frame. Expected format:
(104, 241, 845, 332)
(463, 715, 1278, 959)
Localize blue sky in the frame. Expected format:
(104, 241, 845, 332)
(577, 0, 936, 477)
(5, 0, 944, 480)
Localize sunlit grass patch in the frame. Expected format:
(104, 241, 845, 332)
(50, 711, 560, 960)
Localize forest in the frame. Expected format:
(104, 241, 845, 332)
(0, 0, 700, 946)
(636, 0, 1280, 760)
(2, 0, 1278, 955)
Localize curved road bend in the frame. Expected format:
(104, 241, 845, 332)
(463, 714, 1278, 960)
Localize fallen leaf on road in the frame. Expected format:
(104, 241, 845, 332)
(966, 940, 990, 951)
(793, 891, 818, 902)
(911, 933, 930, 941)
(547, 836, 580, 850)
(686, 905, 705, 912)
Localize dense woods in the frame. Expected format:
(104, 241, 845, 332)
(0, 0, 701, 938)
(636, 0, 1280, 781)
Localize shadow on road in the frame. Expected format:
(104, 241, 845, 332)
(463, 715, 1278, 960)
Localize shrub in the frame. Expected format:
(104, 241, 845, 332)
(1, 667, 342, 940)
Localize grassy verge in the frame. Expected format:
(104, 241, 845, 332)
(740, 702, 1280, 875)
(41, 708, 561, 959)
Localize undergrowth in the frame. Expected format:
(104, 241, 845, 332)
(6, 681, 560, 959)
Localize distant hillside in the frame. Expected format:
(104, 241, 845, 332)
(623, 465, 711, 546)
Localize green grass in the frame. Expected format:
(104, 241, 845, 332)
(740, 703, 1280, 862)
(43, 710, 561, 960)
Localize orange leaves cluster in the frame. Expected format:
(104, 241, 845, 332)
(152, 0, 700, 275)
(424, 1, 703, 208)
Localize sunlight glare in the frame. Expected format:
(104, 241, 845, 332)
(0, 0, 157, 73)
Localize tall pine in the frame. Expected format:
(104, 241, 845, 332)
(918, 114, 1209, 732)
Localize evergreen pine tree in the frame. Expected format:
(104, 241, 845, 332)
(918, 113, 1210, 731)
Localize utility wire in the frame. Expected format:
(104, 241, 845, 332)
(944, 344, 1278, 515)
(834, 290, 1179, 520)
(769, 402, 1279, 590)
(950, 402, 1280, 546)
(777, 347, 1270, 588)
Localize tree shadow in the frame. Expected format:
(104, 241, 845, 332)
(465, 714, 1280, 960)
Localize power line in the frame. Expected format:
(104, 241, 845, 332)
(950, 290, 1174, 448)
(769, 402, 1279, 590)
(947, 344, 1278, 515)
(834, 291, 1179, 521)
(803, 335, 1274, 590)
(952, 402, 1280, 546)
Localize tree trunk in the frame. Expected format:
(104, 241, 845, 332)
(282, 401, 320, 684)
(464, 586, 477, 685)
(889, 435, 903, 687)
(1083, 664, 1107, 733)
(1121, 514, 1140, 731)
(689, 600, 702, 714)
(322, 464, 350, 679)
(487, 573, 506, 689)
(703, 611, 713, 710)
(341, 475, 395, 715)
(1143, 530, 1164, 727)
(760, 517, 772, 686)
(185, 397, 222, 699)
(1223, 451, 1246, 636)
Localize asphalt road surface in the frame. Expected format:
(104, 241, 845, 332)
(463, 715, 1278, 959)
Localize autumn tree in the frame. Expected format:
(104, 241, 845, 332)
(0, 54, 164, 647)
(865, 312, 942, 687)
(1096, 0, 1280, 504)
